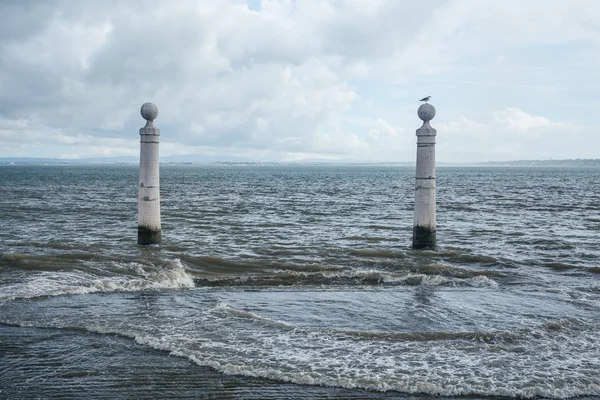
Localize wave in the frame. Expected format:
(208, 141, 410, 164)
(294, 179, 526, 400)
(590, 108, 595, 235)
(543, 262, 582, 271)
(191, 269, 499, 288)
(2, 297, 598, 399)
(205, 303, 584, 345)
(348, 249, 406, 258)
(122, 317, 600, 398)
(334, 317, 586, 343)
(409, 263, 506, 278)
(205, 302, 523, 343)
(0, 259, 194, 303)
(438, 249, 499, 264)
(558, 288, 600, 309)
(210, 302, 298, 329)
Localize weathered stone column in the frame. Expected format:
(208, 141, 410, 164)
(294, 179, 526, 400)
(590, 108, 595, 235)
(138, 102, 161, 245)
(412, 103, 437, 249)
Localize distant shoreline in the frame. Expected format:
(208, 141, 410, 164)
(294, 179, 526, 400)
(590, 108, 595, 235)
(1, 158, 599, 167)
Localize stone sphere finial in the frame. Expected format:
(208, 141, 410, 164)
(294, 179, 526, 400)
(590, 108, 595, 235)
(418, 103, 436, 122)
(141, 102, 159, 122)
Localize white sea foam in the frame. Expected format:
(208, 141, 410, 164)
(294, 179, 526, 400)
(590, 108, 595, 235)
(79, 302, 596, 400)
(544, 285, 600, 309)
(379, 272, 498, 288)
(128, 318, 600, 399)
(0, 259, 194, 303)
(466, 275, 499, 288)
(266, 268, 499, 288)
(3, 296, 599, 399)
(416, 274, 448, 286)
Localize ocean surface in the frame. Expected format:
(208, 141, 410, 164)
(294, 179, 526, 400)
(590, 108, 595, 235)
(1, 164, 599, 399)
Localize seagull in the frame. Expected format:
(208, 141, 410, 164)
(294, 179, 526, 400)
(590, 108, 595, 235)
(419, 96, 431, 103)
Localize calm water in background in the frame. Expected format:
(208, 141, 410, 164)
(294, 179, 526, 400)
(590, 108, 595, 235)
(1, 165, 600, 399)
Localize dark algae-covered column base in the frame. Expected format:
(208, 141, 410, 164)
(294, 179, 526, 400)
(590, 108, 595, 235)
(138, 227, 161, 246)
(412, 226, 436, 249)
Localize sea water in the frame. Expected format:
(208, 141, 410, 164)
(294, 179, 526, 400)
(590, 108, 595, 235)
(1, 165, 599, 399)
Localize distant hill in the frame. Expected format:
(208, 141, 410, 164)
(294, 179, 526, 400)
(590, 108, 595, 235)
(0, 157, 82, 165)
(1, 157, 599, 167)
(480, 159, 600, 167)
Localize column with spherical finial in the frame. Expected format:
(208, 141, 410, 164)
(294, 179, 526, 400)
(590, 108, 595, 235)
(138, 102, 161, 245)
(413, 103, 437, 249)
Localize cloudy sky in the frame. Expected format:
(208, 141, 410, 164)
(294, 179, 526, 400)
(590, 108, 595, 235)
(0, 0, 598, 162)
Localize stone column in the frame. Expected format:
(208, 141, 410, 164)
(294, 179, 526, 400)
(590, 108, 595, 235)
(138, 102, 161, 245)
(412, 103, 437, 249)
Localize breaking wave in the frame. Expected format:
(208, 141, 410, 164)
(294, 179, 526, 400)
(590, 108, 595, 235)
(2, 294, 598, 399)
(109, 314, 600, 399)
(192, 269, 499, 288)
(134, 316, 600, 398)
(0, 259, 194, 303)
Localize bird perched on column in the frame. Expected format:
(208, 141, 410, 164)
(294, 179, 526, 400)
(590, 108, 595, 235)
(419, 96, 431, 103)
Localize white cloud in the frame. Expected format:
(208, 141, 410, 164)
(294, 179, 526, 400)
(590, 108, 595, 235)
(0, 0, 599, 161)
(437, 108, 593, 162)
(437, 116, 489, 138)
(368, 119, 400, 140)
(490, 108, 561, 134)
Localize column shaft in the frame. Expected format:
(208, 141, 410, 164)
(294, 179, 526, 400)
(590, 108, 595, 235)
(413, 122, 436, 249)
(138, 124, 161, 245)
